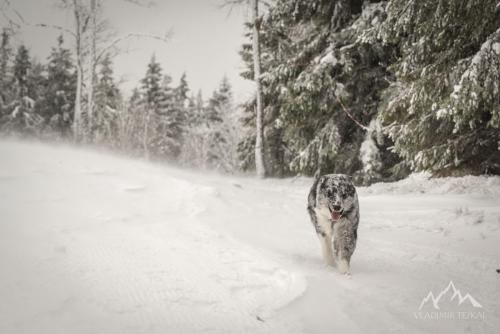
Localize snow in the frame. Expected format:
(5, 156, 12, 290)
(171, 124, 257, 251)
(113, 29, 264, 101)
(1, 140, 500, 334)
(455, 27, 500, 89)
(319, 52, 338, 66)
(359, 120, 382, 176)
(492, 42, 500, 55)
(436, 107, 453, 119)
(363, 172, 500, 196)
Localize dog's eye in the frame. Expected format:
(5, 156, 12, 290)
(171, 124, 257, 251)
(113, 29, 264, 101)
(342, 193, 347, 199)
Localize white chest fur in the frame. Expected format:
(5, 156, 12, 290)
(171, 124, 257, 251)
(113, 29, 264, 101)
(314, 206, 333, 236)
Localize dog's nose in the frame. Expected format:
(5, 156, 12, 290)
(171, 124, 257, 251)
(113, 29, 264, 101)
(332, 205, 341, 212)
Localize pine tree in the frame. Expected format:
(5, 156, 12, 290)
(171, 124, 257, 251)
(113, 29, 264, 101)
(0, 45, 43, 136)
(13, 45, 31, 99)
(174, 72, 189, 108)
(0, 28, 13, 110)
(41, 35, 76, 138)
(141, 56, 166, 113)
(155, 74, 185, 159)
(195, 89, 204, 123)
(203, 77, 239, 171)
(179, 78, 239, 171)
(138, 55, 183, 160)
(28, 61, 47, 102)
(379, 0, 500, 175)
(185, 93, 198, 125)
(204, 79, 228, 168)
(93, 54, 121, 146)
(179, 89, 205, 168)
(125, 88, 145, 155)
(28, 61, 48, 134)
(139, 55, 166, 159)
(205, 76, 230, 124)
(237, 0, 401, 180)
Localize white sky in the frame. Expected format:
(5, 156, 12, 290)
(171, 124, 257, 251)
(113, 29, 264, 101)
(4, 0, 255, 102)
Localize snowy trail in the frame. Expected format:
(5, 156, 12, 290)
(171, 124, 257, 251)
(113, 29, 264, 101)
(203, 176, 500, 333)
(1, 140, 499, 334)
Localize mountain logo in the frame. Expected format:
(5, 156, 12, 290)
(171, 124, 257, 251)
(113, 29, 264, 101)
(418, 281, 482, 310)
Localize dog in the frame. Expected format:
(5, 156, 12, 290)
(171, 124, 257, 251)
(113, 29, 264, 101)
(307, 172, 359, 274)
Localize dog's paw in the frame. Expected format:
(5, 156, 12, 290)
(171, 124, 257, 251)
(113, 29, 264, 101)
(337, 259, 350, 275)
(322, 252, 335, 267)
(323, 260, 335, 269)
(339, 269, 351, 276)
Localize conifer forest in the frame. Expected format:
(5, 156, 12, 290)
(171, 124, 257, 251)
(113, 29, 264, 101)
(1, 0, 499, 183)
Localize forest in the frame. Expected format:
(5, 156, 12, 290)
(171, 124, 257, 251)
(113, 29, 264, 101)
(1, 0, 499, 184)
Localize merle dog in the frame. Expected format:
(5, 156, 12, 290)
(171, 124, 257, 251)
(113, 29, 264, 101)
(307, 173, 359, 274)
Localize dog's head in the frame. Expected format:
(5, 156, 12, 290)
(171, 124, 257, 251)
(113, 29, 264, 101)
(316, 174, 357, 221)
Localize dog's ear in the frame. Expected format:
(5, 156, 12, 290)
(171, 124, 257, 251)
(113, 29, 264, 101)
(313, 168, 321, 181)
(318, 175, 328, 190)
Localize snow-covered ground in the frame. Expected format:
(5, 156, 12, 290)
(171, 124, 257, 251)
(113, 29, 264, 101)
(1, 140, 499, 334)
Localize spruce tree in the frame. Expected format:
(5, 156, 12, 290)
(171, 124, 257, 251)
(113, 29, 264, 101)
(238, 0, 393, 178)
(28, 61, 48, 133)
(174, 72, 189, 108)
(141, 56, 166, 114)
(94, 54, 121, 146)
(204, 77, 239, 171)
(0, 28, 12, 110)
(195, 89, 204, 123)
(206, 76, 230, 123)
(125, 88, 145, 155)
(156, 74, 185, 159)
(13, 45, 31, 99)
(139, 55, 167, 159)
(0, 45, 43, 136)
(179, 89, 206, 168)
(185, 93, 198, 125)
(379, 0, 500, 175)
(139, 56, 183, 160)
(42, 35, 76, 138)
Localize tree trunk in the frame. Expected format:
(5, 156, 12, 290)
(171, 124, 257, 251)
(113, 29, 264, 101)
(252, 0, 266, 178)
(74, 64, 83, 141)
(143, 110, 150, 160)
(72, 0, 83, 142)
(87, 0, 97, 142)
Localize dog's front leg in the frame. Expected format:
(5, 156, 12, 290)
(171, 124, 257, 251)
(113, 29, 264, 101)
(308, 206, 335, 266)
(318, 233, 335, 267)
(333, 224, 356, 275)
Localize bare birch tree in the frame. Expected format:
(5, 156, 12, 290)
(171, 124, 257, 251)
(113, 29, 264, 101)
(251, 0, 265, 178)
(83, 0, 170, 145)
(221, 0, 266, 178)
(87, 0, 97, 140)
(70, 0, 85, 142)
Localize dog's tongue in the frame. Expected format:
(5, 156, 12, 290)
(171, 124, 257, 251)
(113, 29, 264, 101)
(331, 211, 342, 221)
